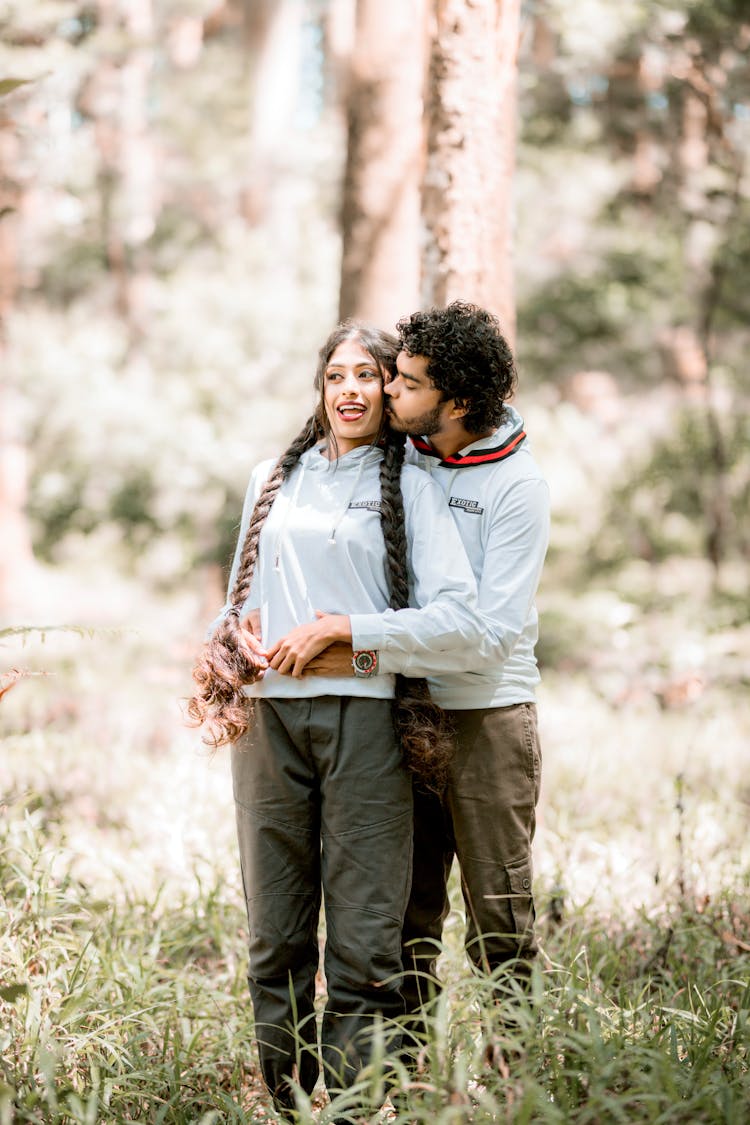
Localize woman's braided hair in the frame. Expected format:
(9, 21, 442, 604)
(186, 415, 320, 745)
(379, 431, 454, 792)
(188, 321, 452, 790)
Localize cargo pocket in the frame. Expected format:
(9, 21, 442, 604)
(505, 857, 535, 946)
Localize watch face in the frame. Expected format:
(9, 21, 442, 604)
(353, 650, 377, 675)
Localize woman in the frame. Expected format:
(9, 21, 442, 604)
(188, 322, 479, 1115)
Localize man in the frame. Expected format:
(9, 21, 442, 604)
(383, 301, 549, 1020)
(308, 300, 550, 1017)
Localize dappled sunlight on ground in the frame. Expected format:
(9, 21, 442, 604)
(536, 671, 750, 919)
(3, 559, 748, 933)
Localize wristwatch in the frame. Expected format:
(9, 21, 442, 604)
(352, 650, 379, 678)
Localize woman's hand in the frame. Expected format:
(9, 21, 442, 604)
(238, 610, 269, 671)
(267, 613, 351, 678)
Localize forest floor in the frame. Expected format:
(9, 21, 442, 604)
(1, 553, 749, 1122)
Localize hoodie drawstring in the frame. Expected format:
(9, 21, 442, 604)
(327, 454, 366, 545)
(274, 465, 305, 570)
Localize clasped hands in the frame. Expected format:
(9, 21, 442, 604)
(237, 610, 355, 679)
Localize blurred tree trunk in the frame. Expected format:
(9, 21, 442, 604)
(85, 0, 158, 355)
(0, 107, 33, 616)
(239, 0, 302, 225)
(118, 0, 158, 354)
(235, 0, 305, 318)
(422, 0, 520, 340)
(669, 61, 735, 574)
(338, 0, 426, 328)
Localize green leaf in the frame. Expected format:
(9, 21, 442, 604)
(0, 982, 28, 1003)
(58, 993, 87, 1022)
(0, 78, 33, 97)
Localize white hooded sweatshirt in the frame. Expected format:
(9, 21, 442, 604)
(216, 442, 482, 700)
(351, 407, 550, 709)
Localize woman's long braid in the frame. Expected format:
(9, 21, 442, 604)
(379, 433, 454, 792)
(187, 417, 319, 747)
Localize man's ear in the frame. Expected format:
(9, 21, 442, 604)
(449, 397, 470, 421)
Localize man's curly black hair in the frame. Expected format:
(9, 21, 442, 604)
(396, 300, 516, 434)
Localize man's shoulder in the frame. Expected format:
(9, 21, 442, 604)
(399, 460, 442, 498)
(478, 448, 549, 516)
(489, 442, 546, 485)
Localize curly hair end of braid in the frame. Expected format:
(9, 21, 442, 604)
(185, 612, 263, 748)
(393, 676, 454, 795)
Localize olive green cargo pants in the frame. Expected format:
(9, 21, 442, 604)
(402, 702, 542, 1014)
(232, 696, 413, 1111)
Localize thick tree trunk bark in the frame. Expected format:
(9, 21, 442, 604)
(422, 0, 520, 341)
(338, 0, 426, 328)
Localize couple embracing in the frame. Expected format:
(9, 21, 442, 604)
(189, 300, 550, 1118)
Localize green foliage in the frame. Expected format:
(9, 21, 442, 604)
(0, 78, 32, 97)
(0, 798, 256, 1124)
(517, 0, 750, 390)
(590, 407, 750, 568)
(1, 0, 337, 579)
(685, 0, 750, 46)
(518, 238, 683, 381)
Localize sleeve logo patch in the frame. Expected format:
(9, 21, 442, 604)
(449, 496, 484, 515)
(348, 499, 382, 512)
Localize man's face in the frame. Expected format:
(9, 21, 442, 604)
(384, 350, 452, 436)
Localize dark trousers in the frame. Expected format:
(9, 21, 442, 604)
(402, 703, 542, 1015)
(231, 696, 413, 1109)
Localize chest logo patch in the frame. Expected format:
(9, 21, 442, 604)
(348, 499, 382, 512)
(449, 496, 484, 515)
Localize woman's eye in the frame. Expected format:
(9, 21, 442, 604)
(360, 369, 379, 380)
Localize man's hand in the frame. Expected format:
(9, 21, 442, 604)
(300, 642, 356, 678)
(267, 613, 351, 678)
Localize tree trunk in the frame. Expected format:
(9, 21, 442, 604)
(422, 0, 520, 341)
(672, 69, 732, 574)
(119, 0, 158, 351)
(84, 0, 158, 354)
(239, 0, 302, 226)
(338, 0, 426, 328)
(0, 110, 34, 617)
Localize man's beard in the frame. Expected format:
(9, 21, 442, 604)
(385, 402, 444, 438)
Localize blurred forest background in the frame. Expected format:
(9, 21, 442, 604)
(1, 1, 750, 1121)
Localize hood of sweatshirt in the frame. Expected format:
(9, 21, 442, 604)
(297, 441, 383, 474)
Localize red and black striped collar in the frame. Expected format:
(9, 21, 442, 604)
(409, 423, 526, 467)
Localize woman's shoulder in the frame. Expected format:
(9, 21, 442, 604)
(249, 456, 278, 484)
(239, 455, 278, 509)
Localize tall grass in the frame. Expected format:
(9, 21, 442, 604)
(1, 796, 267, 1124)
(1, 589, 748, 1122)
(2, 787, 748, 1123)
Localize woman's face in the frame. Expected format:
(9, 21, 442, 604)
(322, 337, 385, 457)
